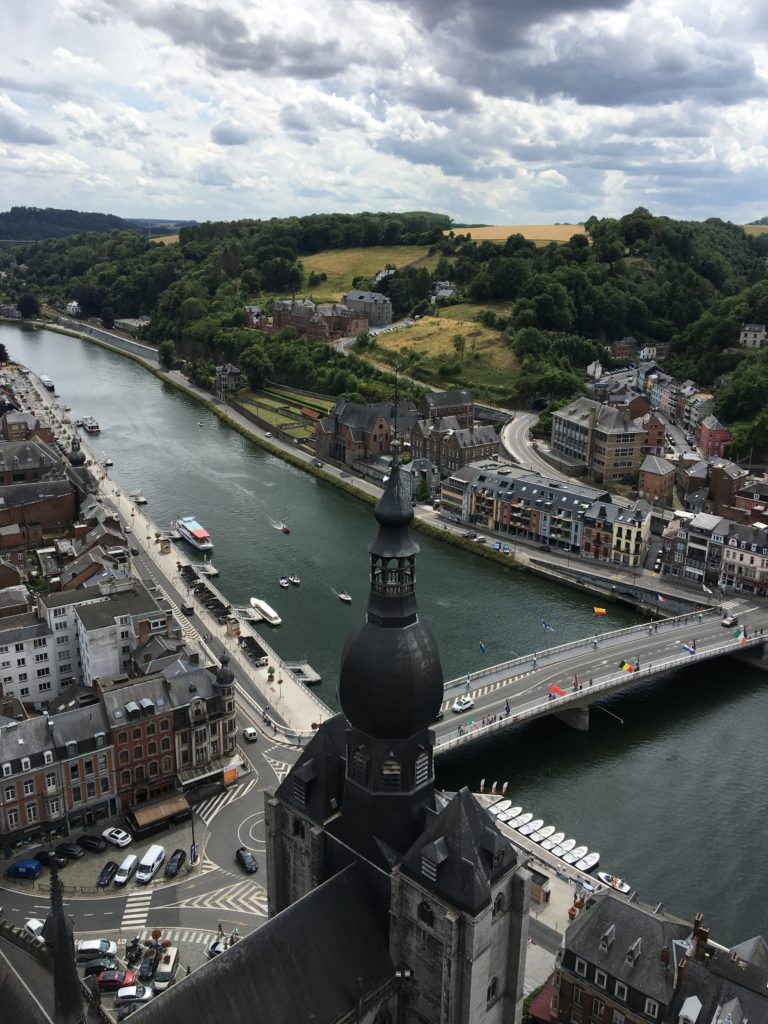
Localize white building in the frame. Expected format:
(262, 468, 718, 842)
(66, 301, 81, 316)
(739, 322, 767, 348)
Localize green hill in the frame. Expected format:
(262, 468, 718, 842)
(0, 206, 130, 240)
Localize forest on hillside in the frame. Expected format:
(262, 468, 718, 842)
(0, 206, 130, 240)
(1, 207, 768, 453)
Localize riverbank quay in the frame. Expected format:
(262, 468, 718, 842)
(17, 317, 718, 622)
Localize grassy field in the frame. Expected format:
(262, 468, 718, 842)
(299, 245, 436, 301)
(151, 234, 179, 245)
(447, 224, 586, 245)
(367, 313, 519, 397)
(744, 224, 768, 236)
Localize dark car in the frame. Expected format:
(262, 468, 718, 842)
(117, 1006, 141, 1022)
(206, 939, 227, 959)
(32, 849, 68, 869)
(97, 861, 119, 887)
(235, 847, 258, 873)
(83, 956, 120, 978)
(164, 849, 186, 878)
(137, 950, 159, 982)
(97, 969, 135, 992)
(56, 843, 85, 860)
(77, 834, 108, 853)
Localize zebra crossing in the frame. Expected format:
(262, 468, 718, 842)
(175, 880, 268, 917)
(121, 892, 153, 930)
(194, 779, 258, 825)
(138, 927, 219, 946)
(262, 753, 293, 784)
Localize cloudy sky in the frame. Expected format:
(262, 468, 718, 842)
(2, 0, 768, 225)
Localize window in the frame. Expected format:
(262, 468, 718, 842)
(486, 977, 498, 1003)
(33, 638, 46, 649)
(121, 770, 131, 787)
(45, 772, 56, 789)
(644, 999, 658, 1019)
(132, 728, 142, 740)
(573, 989, 583, 1006)
(38, 680, 52, 692)
(148, 742, 157, 755)
(381, 757, 401, 792)
(161, 737, 171, 751)
(26, 802, 38, 823)
(595, 970, 607, 989)
(56, 636, 69, 646)
(86, 781, 96, 798)
(43, 750, 53, 765)
(612, 1013, 625, 1024)
(35, 652, 49, 663)
(2, 763, 11, 778)
(36, 667, 51, 678)
(417, 901, 435, 927)
(70, 762, 79, 779)
(23, 779, 35, 796)
(19, 686, 29, 695)
(592, 998, 604, 1018)
(71, 785, 81, 803)
(7, 808, 19, 828)
(16, 657, 25, 666)
(55, 621, 67, 632)
(97, 752, 107, 769)
(49, 798, 61, 814)
(146, 723, 155, 735)
(84, 759, 93, 777)
(415, 750, 429, 786)
(4, 784, 15, 801)
(575, 958, 587, 977)
(614, 981, 627, 1002)
(133, 747, 143, 760)
(21, 757, 30, 771)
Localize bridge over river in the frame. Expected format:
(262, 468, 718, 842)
(432, 596, 768, 754)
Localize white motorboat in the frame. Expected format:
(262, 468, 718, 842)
(562, 844, 589, 865)
(497, 806, 523, 823)
(288, 575, 300, 586)
(597, 872, 631, 894)
(541, 831, 565, 851)
(488, 799, 512, 817)
(128, 490, 147, 505)
(175, 516, 213, 552)
(518, 818, 544, 837)
(531, 824, 555, 843)
(552, 838, 576, 858)
(250, 597, 282, 626)
(576, 852, 601, 872)
(338, 591, 352, 603)
(279, 577, 290, 588)
(510, 812, 533, 829)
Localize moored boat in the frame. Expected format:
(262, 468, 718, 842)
(175, 516, 213, 552)
(552, 837, 576, 858)
(497, 806, 523, 823)
(338, 591, 352, 603)
(40, 374, 55, 392)
(531, 824, 555, 843)
(518, 817, 544, 837)
(81, 415, 100, 433)
(510, 812, 533, 829)
(597, 872, 631, 893)
(249, 597, 282, 626)
(540, 831, 565, 851)
(562, 844, 589, 865)
(128, 490, 147, 505)
(488, 799, 512, 817)
(576, 852, 601, 872)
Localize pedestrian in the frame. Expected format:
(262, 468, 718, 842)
(588, 678, 592, 687)
(698, 614, 703, 624)
(465, 675, 471, 692)
(533, 655, 538, 668)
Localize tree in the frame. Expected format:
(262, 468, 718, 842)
(452, 333, 466, 361)
(17, 292, 40, 319)
(100, 306, 115, 328)
(0, 342, 7, 363)
(240, 344, 274, 391)
(158, 340, 176, 369)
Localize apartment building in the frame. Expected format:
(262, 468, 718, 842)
(551, 398, 646, 483)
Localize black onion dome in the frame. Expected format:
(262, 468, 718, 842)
(339, 445, 444, 738)
(214, 652, 235, 688)
(339, 617, 443, 738)
(68, 440, 86, 466)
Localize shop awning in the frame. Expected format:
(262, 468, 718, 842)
(130, 792, 190, 828)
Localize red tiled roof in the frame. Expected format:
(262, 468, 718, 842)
(527, 974, 555, 1023)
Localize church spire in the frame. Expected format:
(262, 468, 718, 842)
(45, 864, 86, 1024)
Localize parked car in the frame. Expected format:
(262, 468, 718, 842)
(138, 950, 160, 982)
(76, 938, 118, 962)
(98, 970, 135, 992)
(82, 956, 120, 978)
(97, 861, 120, 888)
(31, 849, 68, 869)
(164, 849, 186, 878)
(24, 919, 46, 945)
(313, 460, 324, 468)
(6, 859, 43, 880)
(77, 834, 108, 852)
(721, 615, 738, 628)
(102, 827, 133, 848)
(56, 843, 85, 860)
(264, 432, 272, 438)
(206, 939, 227, 959)
(115, 984, 154, 1007)
(242, 727, 258, 743)
(117, 1005, 141, 1021)
(235, 847, 258, 873)
(452, 695, 475, 714)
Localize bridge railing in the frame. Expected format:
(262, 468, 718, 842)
(435, 632, 764, 755)
(449, 607, 723, 689)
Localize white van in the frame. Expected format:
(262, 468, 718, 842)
(153, 946, 179, 991)
(114, 854, 139, 887)
(136, 844, 165, 885)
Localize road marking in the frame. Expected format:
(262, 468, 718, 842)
(195, 780, 258, 825)
(262, 754, 292, 784)
(175, 880, 268, 917)
(121, 893, 153, 930)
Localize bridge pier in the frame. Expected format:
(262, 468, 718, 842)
(554, 706, 590, 732)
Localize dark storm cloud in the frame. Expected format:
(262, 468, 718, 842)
(0, 109, 56, 145)
(211, 121, 253, 145)
(390, 0, 630, 48)
(373, 133, 510, 181)
(395, 77, 477, 114)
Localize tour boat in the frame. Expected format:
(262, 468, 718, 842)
(249, 597, 282, 626)
(339, 591, 352, 603)
(103, 454, 113, 466)
(81, 416, 101, 433)
(497, 806, 523, 823)
(518, 818, 544, 837)
(541, 831, 565, 851)
(128, 490, 147, 505)
(488, 799, 512, 817)
(597, 872, 631, 894)
(562, 844, 589, 865)
(288, 575, 301, 586)
(531, 824, 555, 843)
(576, 852, 601, 873)
(40, 374, 55, 392)
(552, 838, 577, 858)
(510, 812, 533, 830)
(175, 516, 213, 552)
(279, 577, 290, 589)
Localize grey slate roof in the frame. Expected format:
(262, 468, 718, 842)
(0, 610, 50, 646)
(273, 712, 347, 824)
(0, 949, 53, 1024)
(134, 863, 393, 1024)
(640, 455, 675, 477)
(400, 787, 519, 916)
(565, 893, 689, 1006)
(0, 479, 72, 509)
(76, 586, 162, 628)
(669, 944, 768, 1024)
(424, 389, 473, 410)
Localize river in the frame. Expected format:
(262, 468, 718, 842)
(3, 322, 766, 945)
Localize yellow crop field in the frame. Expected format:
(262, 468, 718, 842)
(299, 246, 435, 300)
(151, 234, 179, 245)
(744, 224, 768, 236)
(446, 224, 586, 245)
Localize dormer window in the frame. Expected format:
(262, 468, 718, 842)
(417, 901, 435, 928)
(381, 757, 401, 792)
(414, 750, 429, 786)
(625, 937, 642, 966)
(599, 923, 615, 951)
(350, 747, 369, 786)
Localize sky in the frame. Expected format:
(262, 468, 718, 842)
(2, 0, 768, 226)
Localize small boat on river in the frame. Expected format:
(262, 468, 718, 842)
(281, 525, 290, 534)
(497, 806, 523, 823)
(288, 575, 301, 586)
(510, 812, 533, 830)
(338, 591, 352, 603)
(279, 577, 290, 589)
(597, 872, 631, 893)
(518, 818, 543, 837)
(540, 831, 565, 851)
(175, 516, 213, 552)
(576, 852, 600, 872)
(531, 824, 555, 843)
(562, 844, 589, 865)
(128, 490, 147, 505)
(81, 416, 100, 433)
(552, 837, 576, 858)
(488, 799, 512, 817)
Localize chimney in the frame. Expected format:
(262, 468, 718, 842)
(660, 946, 671, 968)
(674, 957, 687, 994)
(692, 912, 710, 958)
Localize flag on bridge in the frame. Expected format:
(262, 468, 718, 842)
(594, 607, 607, 615)
(619, 660, 634, 672)
(702, 584, 713, 595)
(542, 620, 554, 631)
(682, 643, 696, 655)
(656, 593, 666, 604)
(549, 684, 566, 696)
(479, 641, 487, 654)
(733, 627, 747, 643)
